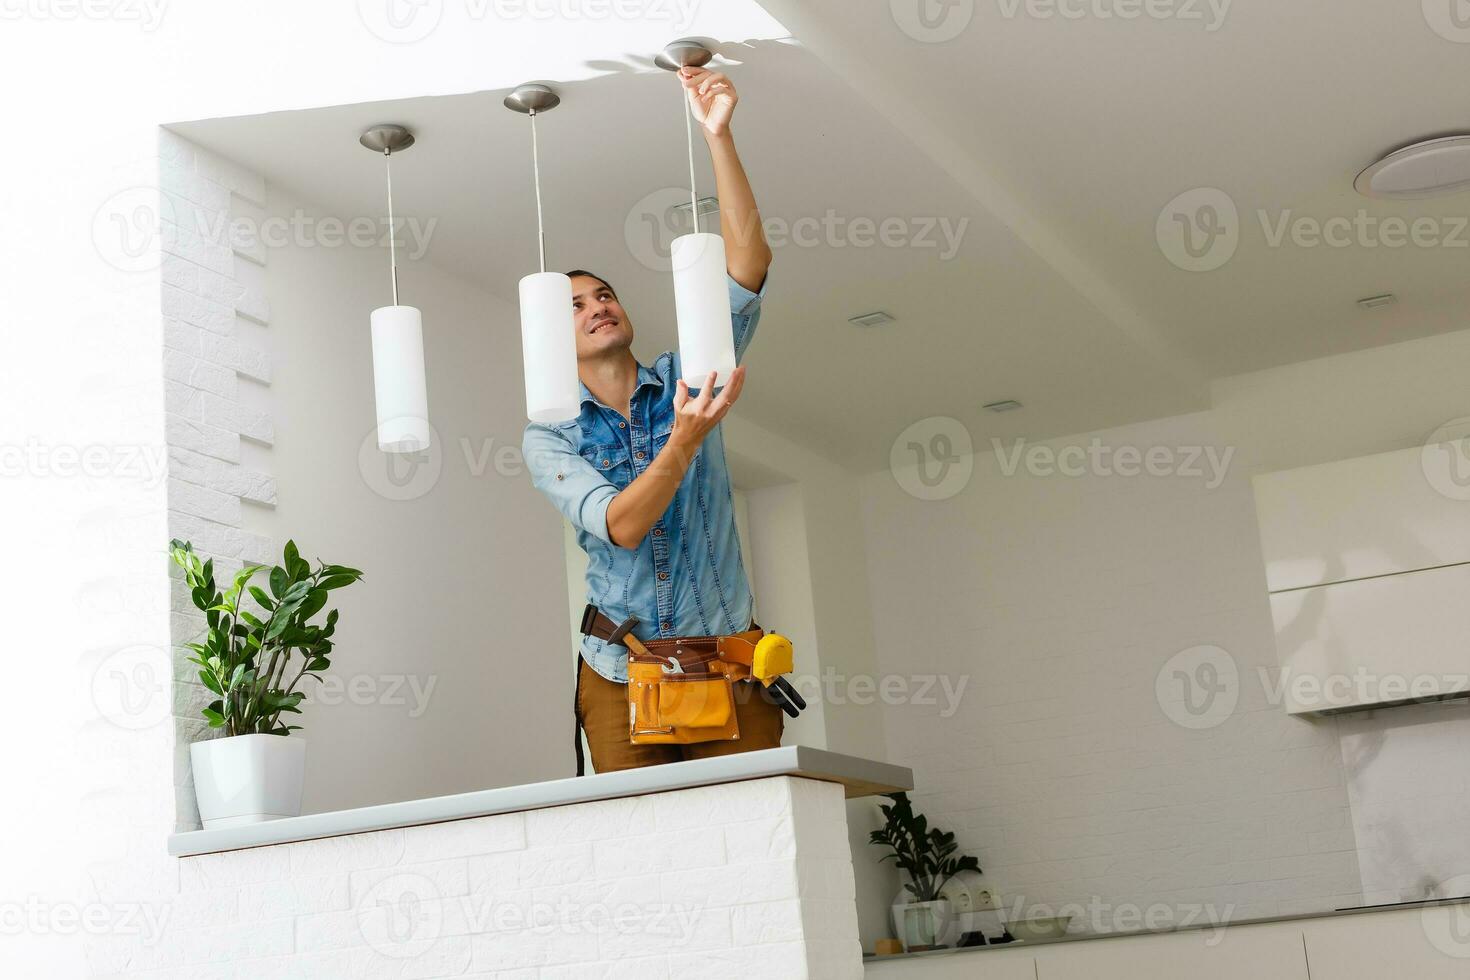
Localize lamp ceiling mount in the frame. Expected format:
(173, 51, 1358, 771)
(654, 38, 714, 72)
(359, 124, 415, 154)
(504, 84, 560, 114)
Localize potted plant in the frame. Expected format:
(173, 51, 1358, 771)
(869, 791, 981, 952)
(169, 538, 362, 829)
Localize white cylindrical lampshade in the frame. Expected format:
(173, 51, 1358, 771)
(369, 304, 430, 453)
(671, 232, 735, 387)
(519, 271, 580, 423)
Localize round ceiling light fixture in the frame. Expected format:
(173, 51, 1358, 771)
(1354, 135, 1470, 199)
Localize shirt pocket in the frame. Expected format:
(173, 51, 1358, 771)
(580, 443, 633, 487)
(653, 419, 675, 455)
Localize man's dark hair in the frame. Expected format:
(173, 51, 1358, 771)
(564, 270, 616, 299)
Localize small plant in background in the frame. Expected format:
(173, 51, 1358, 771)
(869, 791, 981, 902)
(169, 538, 362, 737)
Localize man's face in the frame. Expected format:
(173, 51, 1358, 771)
(570, 275, 633, 360)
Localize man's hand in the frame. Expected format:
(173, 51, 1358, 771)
(667, 367, 746, 464)
(680, 66, 737, 138)
(605, 367, 747, 549)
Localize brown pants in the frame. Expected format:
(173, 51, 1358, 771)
(576, 656, 785, 773)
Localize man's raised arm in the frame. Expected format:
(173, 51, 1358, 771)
(679, 66, 772, 294)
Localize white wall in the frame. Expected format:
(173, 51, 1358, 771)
(237, 179, 576, 812)
(854, 327, 1470, 942)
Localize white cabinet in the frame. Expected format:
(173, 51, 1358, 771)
(1267, 563, 1470, 713)
(1253, 438, 1470, 591)
(1252, 438, 1470, 714)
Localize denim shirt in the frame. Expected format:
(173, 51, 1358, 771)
(523, 274, 767, 683)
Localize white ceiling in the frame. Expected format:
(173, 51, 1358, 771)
(171, 1, 1470, 471)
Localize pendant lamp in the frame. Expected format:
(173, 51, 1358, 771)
(657, 38, 735, 388)
(359, 124, 430, 453)
(505, 84, 580, 424)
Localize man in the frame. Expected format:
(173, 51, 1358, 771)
(522, 65, 777, 774)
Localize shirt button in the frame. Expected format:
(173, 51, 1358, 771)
(658, 572, 669, 581)
(660, 621, 671, 631)
(635, 451, 646, 460)
(555, 474, 564, 481)
(601, 459, 610, 466)
(618, 421, 626, 428)
(652, 527, 664, 536)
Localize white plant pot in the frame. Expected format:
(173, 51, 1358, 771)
(191, 734, 306, 829)
(891, 899, 952, 951)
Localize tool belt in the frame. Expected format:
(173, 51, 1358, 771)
(576, 604, 807, 769)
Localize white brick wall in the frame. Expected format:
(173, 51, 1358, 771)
(159, 131, 278, 833)
(91, 776, 863, 978)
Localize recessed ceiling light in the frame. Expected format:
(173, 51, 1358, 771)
(847, 311, 895, 328)
(673, 196, 720, 218)
(983, 399, 1023, 413)
(1355, 136, 1470, 199)
(1356, 293, 1397, 310)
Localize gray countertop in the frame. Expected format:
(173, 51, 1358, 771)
(865, 894, 1470, 962)
(168, 744, 913, 857)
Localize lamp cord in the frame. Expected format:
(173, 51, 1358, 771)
(384, 148, 399, 306)
(682, 78, 699, 234)
(531, 109, 547, 274)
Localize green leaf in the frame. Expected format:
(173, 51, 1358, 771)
(316, 575, 359, 591)
(269, 566, 288, 600)
(201, 707, 225, 727)
(199, 671, 223, 696)
(248, 586, 275, 610)
(283, 539, 300, 569)
(298, 588, 328, 620)
(321, 565, 363, 579)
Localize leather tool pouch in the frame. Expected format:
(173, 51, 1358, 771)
(627, 648, 740, 745)
(581, 604, 755, 746)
